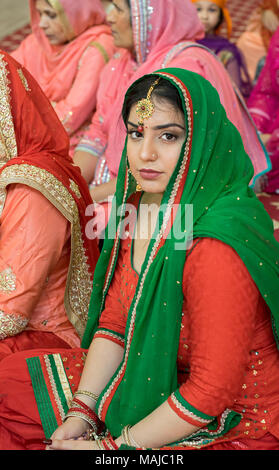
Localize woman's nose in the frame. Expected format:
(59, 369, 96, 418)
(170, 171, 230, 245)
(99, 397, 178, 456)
(39, 15, 48, 30)
(107, 8, 116, 25)
(139, 139, 158, 161)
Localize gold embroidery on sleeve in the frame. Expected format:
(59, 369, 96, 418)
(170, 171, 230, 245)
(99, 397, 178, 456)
(0, 311, 28, 339)
(0, 266, 16, 294)
(0, 54, 17, 166)
(17, 68, 31, 92)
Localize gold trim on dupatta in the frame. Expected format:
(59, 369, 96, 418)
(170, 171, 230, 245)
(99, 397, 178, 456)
(0, 55, 17, 167)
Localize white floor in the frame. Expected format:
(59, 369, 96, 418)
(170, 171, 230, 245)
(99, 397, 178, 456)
(0, 0, 30, 39)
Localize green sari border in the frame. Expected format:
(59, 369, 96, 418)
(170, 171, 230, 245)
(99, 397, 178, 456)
(27, 354, 73, 439)
(27, 356, 59, 439)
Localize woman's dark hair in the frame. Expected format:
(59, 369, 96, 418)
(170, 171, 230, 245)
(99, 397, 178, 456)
(122, 75, 184, 126)
(214, 9, 224, 31)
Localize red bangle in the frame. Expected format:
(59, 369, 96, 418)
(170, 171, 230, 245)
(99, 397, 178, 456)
(101, 434, 119, 450)
(71, 397, 101, 427)
(67, 399, 105, 435)
(107, 434, 119, 450)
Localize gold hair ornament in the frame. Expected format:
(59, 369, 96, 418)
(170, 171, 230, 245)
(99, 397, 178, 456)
(135, 78, 161, 132)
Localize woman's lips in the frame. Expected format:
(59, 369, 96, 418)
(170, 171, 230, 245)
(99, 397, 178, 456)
(139, 169, 163, 180)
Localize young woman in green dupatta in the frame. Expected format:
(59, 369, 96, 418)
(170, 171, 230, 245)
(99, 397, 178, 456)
(2, 68, 279, 450)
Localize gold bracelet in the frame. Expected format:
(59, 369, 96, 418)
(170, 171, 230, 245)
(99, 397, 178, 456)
(65, 410, 98, 432)
(128, 428, 142, 448)
(121, 425, 145, 449)
(121, 425, 132, 446)
(73, 390, 99, 402)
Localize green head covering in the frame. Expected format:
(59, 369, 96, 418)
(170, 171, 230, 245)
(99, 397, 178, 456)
(82, 68, 279, 444)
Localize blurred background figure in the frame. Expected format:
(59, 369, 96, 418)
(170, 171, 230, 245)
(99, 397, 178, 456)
(237, 0, 279, 83)
(248, 25, 279, 194)
(12, 0, 115, 155)
(192, 0, 252, 97)
(73, 0, 268, 240)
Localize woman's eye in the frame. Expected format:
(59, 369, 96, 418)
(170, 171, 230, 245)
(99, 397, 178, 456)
(128, 130, 142, 139)
(162, 133, 176, 141)
(47, 12, 57, 19)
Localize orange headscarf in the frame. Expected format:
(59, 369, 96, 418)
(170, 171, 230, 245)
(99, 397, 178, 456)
(191, 0, 232, 38)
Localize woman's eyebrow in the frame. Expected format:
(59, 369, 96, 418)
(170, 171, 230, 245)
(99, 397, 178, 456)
(127, 121, 185, 130)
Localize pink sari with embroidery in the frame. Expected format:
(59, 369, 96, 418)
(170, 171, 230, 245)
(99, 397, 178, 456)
(77, 0, 268, 190)
(248, 27, 279, 193)
(12, 0, 115, 154)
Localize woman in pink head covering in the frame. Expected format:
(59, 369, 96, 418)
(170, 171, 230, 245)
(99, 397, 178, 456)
(74, 0, 269, 236)
(248, 26, 279, 194)
(12, 0, 115, 155)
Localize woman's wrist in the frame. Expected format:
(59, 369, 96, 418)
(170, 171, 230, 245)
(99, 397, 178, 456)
(114, 425, 145, 449)
(64, 394, 105, 438)
(73, 390, 99, 410)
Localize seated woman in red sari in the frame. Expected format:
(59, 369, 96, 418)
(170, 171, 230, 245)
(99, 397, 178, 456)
(0, 51, 99, 360)
(12, 0, 115, 156)
(1, 68, 279, 451)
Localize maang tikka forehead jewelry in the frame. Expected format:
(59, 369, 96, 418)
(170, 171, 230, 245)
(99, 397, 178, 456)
(135, 77, 161, 133)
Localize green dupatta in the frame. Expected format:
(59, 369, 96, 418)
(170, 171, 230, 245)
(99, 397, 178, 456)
(82, 68, 279, 443)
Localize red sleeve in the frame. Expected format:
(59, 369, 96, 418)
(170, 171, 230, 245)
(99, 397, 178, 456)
(93, 244, 128, 348)
(168, 238, 260, 426)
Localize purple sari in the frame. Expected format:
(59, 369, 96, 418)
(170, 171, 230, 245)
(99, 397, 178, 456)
(198, 36, 252, 97)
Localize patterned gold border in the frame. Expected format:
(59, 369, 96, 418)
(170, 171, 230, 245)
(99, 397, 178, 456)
(0, 164, 92, 338)
(48, 0, 76, 41)
(44, 353, 73, 420)
(0, 54, 17, 166)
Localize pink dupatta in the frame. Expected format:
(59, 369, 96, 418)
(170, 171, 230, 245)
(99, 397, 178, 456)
(12, 0, 111, 102)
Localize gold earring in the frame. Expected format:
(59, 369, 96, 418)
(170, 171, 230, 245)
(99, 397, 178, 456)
(128, 168, 142, 192)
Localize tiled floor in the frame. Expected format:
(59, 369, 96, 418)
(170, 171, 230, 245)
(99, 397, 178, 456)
(0, 0, 29, 39)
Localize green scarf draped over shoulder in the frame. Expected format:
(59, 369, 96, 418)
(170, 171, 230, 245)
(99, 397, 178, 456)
(82, 68, 279, 442)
